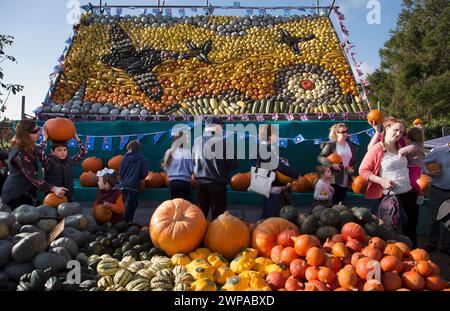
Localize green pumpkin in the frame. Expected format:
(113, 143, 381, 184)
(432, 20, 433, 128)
(363, 223, 380, 237)
(352, 207, 372, 225)
(29, 269, 49, 290)
(339, 211, 356, 228)
(300, 215, 318, 235)
(57, 202, 82, 218)
(297, 212, 308, 228)
(13, 205, 40, 225)
(311, 205, 327, 218)
(332, 203, 350, 213)
(320, 208, 341, 227)
(315, 226, 338, 243)
(279, 205, 298, 223)
(12, 232, 47, 262)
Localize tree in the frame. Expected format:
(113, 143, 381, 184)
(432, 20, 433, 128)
(367, 0, 450, 138)
(0, 34, 24, 121)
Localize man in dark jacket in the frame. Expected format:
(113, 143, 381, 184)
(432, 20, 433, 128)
(119, 140, 148, 223)
(193, 117, 238, 219)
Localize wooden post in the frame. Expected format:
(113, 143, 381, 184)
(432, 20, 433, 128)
(21, 96, 26, 120)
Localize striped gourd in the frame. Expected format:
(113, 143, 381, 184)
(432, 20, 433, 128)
(175, 272, 195, 285)
(127, 261, 145, 273)
(151, 256, 172, 268)
(113, 269, 134, 287)
(173, 283, 189, 291)
(150, 262, 166, 272)
(150, 275, 173, 290)
(125, 278, 151, 291)
(173, 265, 186, 277)
(135, 269, 156, 281)
(119, 256, 136, 269)
(150, 281, 173, 291)
(97, 276, 114, 290)
(142, 260, 153, 268)
(97, 258, 120, 276)
(156, 268, 174, 281)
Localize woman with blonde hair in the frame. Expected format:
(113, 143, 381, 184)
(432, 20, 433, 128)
(318, 123, 358, 205)
(1, 120, 67, 209)
(359, 117, 419, 248)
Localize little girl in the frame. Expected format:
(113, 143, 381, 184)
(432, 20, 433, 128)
(94, 168, 125, 224)
(398, 127, 426, 205)
(313, 166, 334, 208)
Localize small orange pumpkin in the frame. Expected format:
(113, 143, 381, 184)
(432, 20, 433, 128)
(415, 260, 433, 277)
(81, 157, 104, 173)
(381, 272, 402, 291)
(44, 117, 76, 142)
(351, 176, 367, 194)
(303, 173, 319, 188)
(43, 193, 68, 208)
(292, 234, 320, 257)
(291, 177, 312, 192)
(363, 279, 384, 291)
(306, 247, 325, 267)
(327, 153, 342, 164)
(145, 171, 165, 188)
(92, 204, 112, 224)
(367, 109, 384, 125)
(275, 171, 295, 185)
(409, 248, 430, 261)
(230, 172, 251, 191)
(107, 155, 123, 172)
(413, 118, 422, 126)
(402, 271, 425, 290)
(416, 174, 430, 191)
(80, 171, 98, 187)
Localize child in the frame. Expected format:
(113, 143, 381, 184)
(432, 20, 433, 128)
(313, 166, 334, 208)
(161, 131, 193, 200)
(398, 127, 426, 205)
(40, 131, 87, 202)
(95, 168, 125, 224)
(119, 140, 148, 223)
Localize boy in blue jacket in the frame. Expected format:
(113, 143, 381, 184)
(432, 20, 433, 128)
(119, 140, 148, 223)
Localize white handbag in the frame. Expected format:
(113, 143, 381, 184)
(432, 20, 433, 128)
(247, 165, 276, 198)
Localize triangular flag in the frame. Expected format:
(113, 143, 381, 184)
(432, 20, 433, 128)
(85, 136, 95, 150)
(367, 128, 375, 137)
(349, 134, 360, 146)
(102, 137, 113, 151)
(68, 138, 77, 149)
(152, 132, 164, 144)
(119, 136, 130, 150)
(294, 134, 305, 144)
(278, 138, 288, 148)
(313, 138, 323, 145)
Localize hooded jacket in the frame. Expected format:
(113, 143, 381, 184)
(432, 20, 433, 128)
(119, 152, 148, 192)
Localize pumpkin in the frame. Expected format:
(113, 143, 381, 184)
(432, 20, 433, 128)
(341, 222, 366, 242)
(270, 245, 283, 264)
(381, 272, 402, 291)
(237, 248, 258, 260)
(304, 280, 329, 291)
(253, 257, 273, 274)
(425, 275, 446, 291)
(277, 229, 299, 247)
(300, 215, 319, 234)
(426, 162, 441, 173)
(285, 276, 303, 291)
(393, 242, 410, 257)
(204, 211, 250, 259)
(251, 217, 299, 258)
(332, 242, 349, 259)
(346, 238, 364, 253)
(171, 253, 191, 266)
(214, 267, 235, 285)
(351, 176, 367, 194)
(415, 260, 432, 277)
(266, 271, 286, 290)
(230, 172, 251, 191)
(145, 171, 165, 188)
(275, 171, 295, 185)
(429, 262, 440, 275)
(13, 205, 40, 225)
(361, 244, 382, 261)
(319, 209, 341, 227)
(416, 174, 430, 191)
(384, 243, 403, 259)
(409, 249, 430, 261)
(81, 157, 104, 173)
(355, 257, 377, 280)
(367, 109, 384, 125)
(150, 199, 207, 256)
(190, 266, 215, 281)
(80, 171, 98, 187)
(230, 256, 255, 274)
(107, 155, 123, 172)
(363, 279, 384, 291)
(11, 232, 47, 262)
(318, 267, 336, 284)
(306, 247, 325, 267)
(44, 118, 76, 142)
(303, 172, 319, 188)
(291, 177, 312, 192)
(43, 193, 68, 208)
(323, 238, 336, 252)
(402, 271, 425, 290)
(380, 255, 403, 273)
(92, 204, 112, 224)
(207, 253, 228, 268)
(291, 234, 320, 257)
(327, 153, 342, 164)
(280, 247, 299, 265)
(289, 259, 307, 280)
(222, 276, 249, 291)
(337, 265, 358, 291)
(190, 278, 217, 291)
(57, 202, 82, 218)
(189, 248, 212, 261)
(305, 266, 320, 281)
(324, 254, 342, 273)
(279, 205, 298, 224)
(369, 237, 386, 252)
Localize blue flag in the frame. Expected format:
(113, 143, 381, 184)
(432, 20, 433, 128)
(115, 7, 122, 16)
(164, 8, 172, 17)
(85, 136, 95, 150)
(152, 132, 164, 144)
(278, 138, 288, 148)
(284, 8, 291, 16)
(349, 134, 360, 146)
(102, 137, 112, 151)
(294, 134, 305, 144)
(119, 136, 130, 150)
(313, 138, 323, 145)
(246, 9, 253, 15)
(367, 128, 375, 137)
(68, 138, 77, 149)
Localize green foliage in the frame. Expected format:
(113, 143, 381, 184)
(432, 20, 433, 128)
(367, 0, 450, 138)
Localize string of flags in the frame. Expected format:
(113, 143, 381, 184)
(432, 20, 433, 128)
(37, 122, 374, 151)
(332, 7, 373, 110)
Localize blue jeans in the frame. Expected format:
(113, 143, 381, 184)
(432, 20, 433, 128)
(260, 193, 281, 220)
(123, 189, 139, 223)
(169, 180, 191, 200)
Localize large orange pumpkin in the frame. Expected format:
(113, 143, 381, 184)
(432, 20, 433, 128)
(327, 153, 342, 164)
(145, 171, 165, 188)
(416, 174, 430, 191)
(275, 171, 295, 185)
(230, 173, 251, 191)
(44, 118, 76, 142)
(81, 157, 104, 173)
(351, 176, 367, 194)
(367, 109, 384, 125)
(251, 217, 299, 258)
(80, 171, 98, 187)
(303, 173, 319, 188)
(203, 211, 250, 259)
(43, 193, 68, 208)
(92, 204, 112, 224)
(108, 155, 123, 172)
(150, 199, 207, 256)
(291, 177, 312, 192)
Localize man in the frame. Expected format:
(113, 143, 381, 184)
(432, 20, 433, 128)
(423, 142, 450, 255)
(192, 117, 238, 220)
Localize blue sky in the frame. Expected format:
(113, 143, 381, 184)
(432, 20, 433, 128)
(0, 0, 403, 120)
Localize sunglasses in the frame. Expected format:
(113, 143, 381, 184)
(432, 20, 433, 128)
(338, 130, 348, 134)
(29, 128, 39, 134)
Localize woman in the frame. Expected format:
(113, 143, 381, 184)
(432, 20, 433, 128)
(1, 120, 67, 209)
(318, 123, 358, 205)
(359, 117, 419, 248)
(162, 131, 193, 200)
(257, 124, 299, 219)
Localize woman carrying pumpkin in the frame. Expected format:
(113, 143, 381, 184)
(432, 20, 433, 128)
(359, 117, 419, 248)
(93, 168, 125, 224)
(317, 123, 358, 205)
(257, 124, 299, 219)
(1, 120, 67, 209)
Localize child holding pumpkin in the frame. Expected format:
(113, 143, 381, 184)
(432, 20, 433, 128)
(313, 166, 334, 208)
(93, 168, 125, 224)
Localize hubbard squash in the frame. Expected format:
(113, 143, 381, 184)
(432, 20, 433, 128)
(57, 202, 83, 218)
(11, 232, 47, 262)
(0, 240, 13, 266)
(13, 205, 40, 225)
(32, 251, 68, 271)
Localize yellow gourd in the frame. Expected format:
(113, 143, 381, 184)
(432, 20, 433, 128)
(207, 253, 228, 268)
(222, 276, 249, 291)
(265, 263, 290, 278)
(190, 278, 217, 291)
(171, 253, 191, 266)
(230, 256, 255, 274)
(190, 266, 215, 281)
(250, 275, 271, 290)
(238, 270, 265, 284)
(185, 259, 211, 274)
(237, 248, 258, 259)
(214, 267, 235, 285)
(253, 257, 274, 275)
(189, 248, 212, 260)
